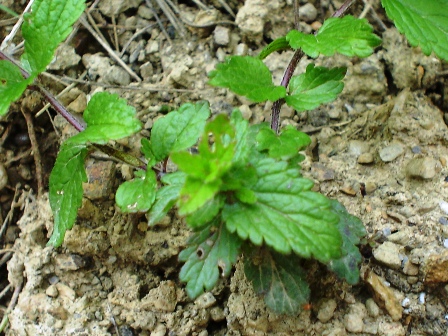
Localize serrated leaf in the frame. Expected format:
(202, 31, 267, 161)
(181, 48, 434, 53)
(149, 102, 210, 162)
(222, 156, 341, 263)
(256, 126, 311, 159)
(244, 248, 310, 315)
(258, 36, 291, 60)
(327, 200, 366, 284)
(186, 195, 225, 229)
(116, 169, 157, 213)
(381, 0, 448, 61)
(48, 142, 88, 247)
(172, 115, 235, 214)
(0, 60, 32, 116)
(179, 222, 242, 299)
(230, 109, 250, 165)
(286, 16, 381, 58)
(69, 92, 141, 145)
(208, 56, 286, 102)
(285, 64, 346, 111)
(21, 0, 85, 76)
(148, 172, 185, 226)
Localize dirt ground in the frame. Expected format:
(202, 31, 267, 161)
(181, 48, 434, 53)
(1, 0, 448, 335)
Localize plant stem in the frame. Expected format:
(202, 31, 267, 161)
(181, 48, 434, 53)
(270, 0, 357, 133)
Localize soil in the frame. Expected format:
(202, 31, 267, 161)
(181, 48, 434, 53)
(1, 0, 448, 335)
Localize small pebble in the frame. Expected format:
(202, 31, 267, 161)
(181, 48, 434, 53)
(358, 152, 374, 164)
(46, 285, 59, 298)
(406, 157, 441, 179)
(348, 140, 370, 156)
(366, 298, 380, 317)
(214, 26, 230, 46)
(316, 299, 337, 323)
(195, 292, 216, 309)
(373, 242, 402, 269)
(379, 143, 404, 162)
(298, 3, 318, 22)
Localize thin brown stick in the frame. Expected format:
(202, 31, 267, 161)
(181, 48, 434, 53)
(21, 109, 44, 196)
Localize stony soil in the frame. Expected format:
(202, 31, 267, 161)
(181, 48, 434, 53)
(1, 0, 448, 335)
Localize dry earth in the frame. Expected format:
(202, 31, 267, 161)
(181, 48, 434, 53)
(1, 0, 448, 335)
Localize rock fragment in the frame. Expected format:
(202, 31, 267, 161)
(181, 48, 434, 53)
(406, 157, 441, 179)
(379, 143, 404, 162)
(373, 241, 402, 269)
(298, 3, 318, 22)
(316, 299, 337, 323)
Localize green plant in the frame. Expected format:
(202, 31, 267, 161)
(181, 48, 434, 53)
(0, 0, 447, 315)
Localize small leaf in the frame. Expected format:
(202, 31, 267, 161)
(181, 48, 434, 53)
(286, 16, 381, 58)
(172, 115, 235, 215)
(48, 142, 88, 247)
(179, 222, 242, 299)
(186, 195, 225, 229)
(381, 0, 448, 61)
(258, 36, 291, 60)
(285, 64, 346, 111)
(223, 156, 341, 263)
(208, 56, 286, 102)
(327, 200, 366, 284)
(141, 138, 157, 167)
(0, 60, 32, 116)
(256, 126, 311, 159)
(70, 92, 141, 144)
(21, 0, 86, 76)
(244, 248, 310, 315)
(230, 109, 250, 165)
(116, 169, 157, 213)
(148, 172, 185, 226)
(149, 102, 210, 162)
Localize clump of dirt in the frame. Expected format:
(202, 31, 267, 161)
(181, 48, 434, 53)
(2, 0, 448, 335)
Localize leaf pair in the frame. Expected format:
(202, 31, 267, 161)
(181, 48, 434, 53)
(48, 92, 142, 246)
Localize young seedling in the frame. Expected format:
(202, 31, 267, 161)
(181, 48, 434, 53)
(0, 0, 447, 315)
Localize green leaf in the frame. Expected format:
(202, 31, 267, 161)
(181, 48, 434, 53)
(256, 126, 311, 160)
(179, 222, 242, 299)
(172, 115, 235, 214)
(208, 56, 286, 103)
(327, 200, 366, 284)
(0, 60, 32, 116)
(381, 0, 448, 61)
(116, 169, 157, 213)
(141, 138, 157, 167)
(148, 172, 185, 226)
(149, 102, 210, 162)
(230, 109, 250, 165)
(285, 64, 346, 111)
(258, 36, 291, 60)
(286, 16, 382, 58)
(69, 92, 141, 144)
(222, 156, 341, 263)
(186, 195, 225, 229)
(48, 142, 88, 247)
(21, 0, 86, 76)
(244, 248, 310, 315)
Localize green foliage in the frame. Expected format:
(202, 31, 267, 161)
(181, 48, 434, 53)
(285, 64, 347, 111)
(208, 56, 286, 102)
(0, 61, 32, 116)
(287, 16, 381, 58)
(327, 200, 366, 284)
(381, 0, 448, 61)
(48, 92, 142, 246)
(21, 0, 86, 76)
(48, 143, 88, 247)
(147, 102, 210, 164)
(258, 36, 291, 60)
(244, 247, 310, 315)
(115, 169, 157, 213)
(179, 221, 242, 299)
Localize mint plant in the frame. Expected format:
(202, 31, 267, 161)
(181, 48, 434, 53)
(1, 0, 447, 315)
